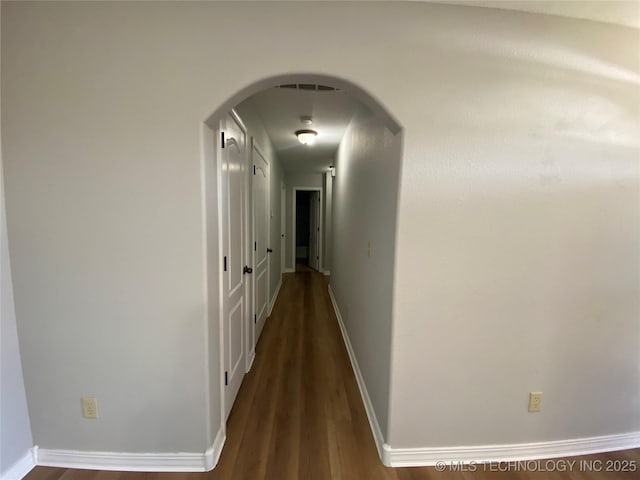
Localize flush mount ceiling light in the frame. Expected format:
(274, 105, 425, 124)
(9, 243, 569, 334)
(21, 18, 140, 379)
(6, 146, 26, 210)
(295, 129, 318, 145)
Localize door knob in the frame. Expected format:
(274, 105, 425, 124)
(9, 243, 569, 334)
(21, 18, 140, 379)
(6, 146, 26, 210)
(243, 265, 253, 275)
(267, 248, 273, 253)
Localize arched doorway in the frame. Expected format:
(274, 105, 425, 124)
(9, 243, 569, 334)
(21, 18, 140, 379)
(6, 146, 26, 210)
(201, 73, 403, 468)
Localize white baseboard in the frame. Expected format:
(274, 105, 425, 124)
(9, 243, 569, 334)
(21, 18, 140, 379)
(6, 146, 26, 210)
(35, 428, 227, 472)
(204, 426, 226, 471)
(384, 431, 640, 467)
(322, 270, 331, 276)
(284, 268, 294, 273)
(268, 277, 282, 317)
(246, 349, 256, 373)
(327, 285, 386, 464)
(1, 448, 36, 480)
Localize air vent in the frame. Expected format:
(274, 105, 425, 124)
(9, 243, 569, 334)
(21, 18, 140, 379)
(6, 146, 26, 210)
(277, 84, 340, 92)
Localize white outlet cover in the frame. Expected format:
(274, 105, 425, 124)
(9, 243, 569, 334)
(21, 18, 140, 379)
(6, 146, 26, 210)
(82, 397, 98, 419)
(528, 392, 543, 412)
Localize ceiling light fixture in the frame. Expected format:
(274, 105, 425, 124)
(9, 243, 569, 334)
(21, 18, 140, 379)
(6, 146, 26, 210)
(295, 129, 318, 145)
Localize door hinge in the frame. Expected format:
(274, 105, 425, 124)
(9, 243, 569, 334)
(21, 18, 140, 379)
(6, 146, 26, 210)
(254, 241, 257, 251)
(253, 165, 256, 175)
(254, 314, 256, 324)
(317, 227, 320, 231)
(224, 371, 228, 386)
(221, 132, 225, 148)
(223, 256, 227, 272)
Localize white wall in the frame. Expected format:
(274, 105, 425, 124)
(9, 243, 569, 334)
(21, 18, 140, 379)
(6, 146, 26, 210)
(0, 155, 33, 480)
(0, 8, 34, 470)
(330, 107, 402, 439)
(1, 1, 638, 458)
(3, 2, 210, 453)
(387, 13, 640, 448)
(284, 173, 323, 271)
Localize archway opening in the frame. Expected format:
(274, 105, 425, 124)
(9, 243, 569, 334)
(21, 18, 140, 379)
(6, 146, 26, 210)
(202, 73, 403, 468)
(204, 73, 401, 134)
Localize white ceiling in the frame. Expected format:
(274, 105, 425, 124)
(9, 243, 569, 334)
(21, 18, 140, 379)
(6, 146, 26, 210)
(242, 87, 361, 174)
(439, 1, 640, 29)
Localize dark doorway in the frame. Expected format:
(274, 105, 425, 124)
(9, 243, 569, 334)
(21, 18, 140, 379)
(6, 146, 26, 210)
(295, 189, 321, 271)
(296, 191, 311, 267)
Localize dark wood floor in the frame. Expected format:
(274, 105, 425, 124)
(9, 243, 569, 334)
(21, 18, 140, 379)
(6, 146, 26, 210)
(26, 271, 639, 479)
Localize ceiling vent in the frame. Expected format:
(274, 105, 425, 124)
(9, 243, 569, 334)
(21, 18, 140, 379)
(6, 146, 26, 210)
(277, 84, 340, 92)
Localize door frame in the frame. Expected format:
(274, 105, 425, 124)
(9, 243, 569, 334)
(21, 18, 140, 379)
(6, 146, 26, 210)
(292, 186, 323, 272)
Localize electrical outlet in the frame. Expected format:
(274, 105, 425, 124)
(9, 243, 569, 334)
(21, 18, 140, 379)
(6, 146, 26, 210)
(528, 392, 543, 412)
(82, 397, 98, 419)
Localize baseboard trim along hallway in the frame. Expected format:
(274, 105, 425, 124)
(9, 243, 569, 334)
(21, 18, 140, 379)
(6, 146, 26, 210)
(34, 427, 226, 473)
(268, 277, 283, 317)
(327, 284, 387, 464)
(382, 431, 640, 467)
(327, 284, 640, 468)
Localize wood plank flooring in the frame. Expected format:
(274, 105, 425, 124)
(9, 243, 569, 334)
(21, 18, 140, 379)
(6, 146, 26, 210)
(25, 271, 640, 480)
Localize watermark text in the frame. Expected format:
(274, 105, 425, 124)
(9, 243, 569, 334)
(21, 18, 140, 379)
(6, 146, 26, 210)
(433, 459, 637, 473)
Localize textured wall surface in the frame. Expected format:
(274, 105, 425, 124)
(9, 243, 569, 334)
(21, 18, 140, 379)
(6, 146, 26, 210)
(331, 107, 402, 439)
(1, 1, 638, 454)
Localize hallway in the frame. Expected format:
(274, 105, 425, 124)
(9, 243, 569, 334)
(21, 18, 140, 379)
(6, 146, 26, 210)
(211, 270, 388, 480)
(25, 271, 640, 480)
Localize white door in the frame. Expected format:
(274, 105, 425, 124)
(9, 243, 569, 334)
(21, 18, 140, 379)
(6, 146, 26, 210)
(252, 143, 269, 343)
(280, 183, 286, 274)
(221, 111, 247, 420)
(308, 191, 320, 271)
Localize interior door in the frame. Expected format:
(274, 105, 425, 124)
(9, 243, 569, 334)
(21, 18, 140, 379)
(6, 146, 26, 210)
(308, 191, 320, 271)
(280, 183, 286, 274)
(221, 111, 247, 420)
(252, 143, 269, 343)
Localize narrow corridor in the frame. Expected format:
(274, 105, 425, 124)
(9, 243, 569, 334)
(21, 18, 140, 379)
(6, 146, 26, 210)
(212, 271, 391, 480)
